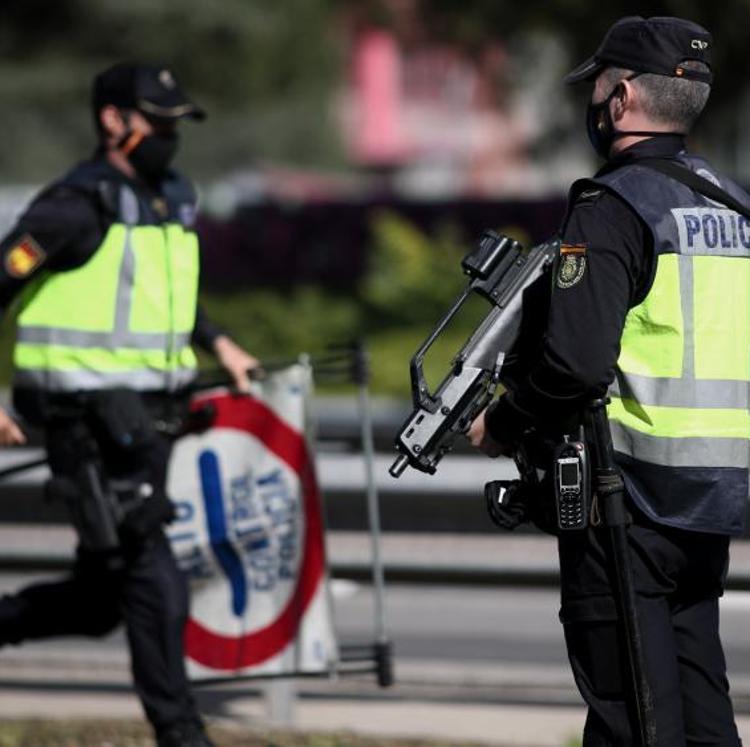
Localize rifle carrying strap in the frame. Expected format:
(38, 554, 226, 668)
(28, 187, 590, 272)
(637, 157, 750, 222)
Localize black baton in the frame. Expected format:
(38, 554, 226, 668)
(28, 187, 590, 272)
(587, 397, 657, 747)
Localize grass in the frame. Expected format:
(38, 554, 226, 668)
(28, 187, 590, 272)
(0, 720, 505, 747)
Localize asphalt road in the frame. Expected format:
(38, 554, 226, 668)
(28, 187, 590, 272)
(335, 582, 750, 696)
(0, 572, 749, 744)
(0, 573, 748, 705)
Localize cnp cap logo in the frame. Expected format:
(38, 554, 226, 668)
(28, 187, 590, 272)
(159, 69, 176, 89)
(691, 39, 709, 50)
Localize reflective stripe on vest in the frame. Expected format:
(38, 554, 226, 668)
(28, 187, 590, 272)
(13, 185, 199, 392)
(12, 365, 197, 391)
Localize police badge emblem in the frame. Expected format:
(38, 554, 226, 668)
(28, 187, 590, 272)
(557, 243, 587, 288)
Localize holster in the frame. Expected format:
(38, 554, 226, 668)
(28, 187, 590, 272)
(485, 474, 557, 534)
(45, 389, 177, 551)
(46, 466, 120, 554)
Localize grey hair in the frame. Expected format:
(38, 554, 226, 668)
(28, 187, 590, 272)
(601, 61, 711, 131)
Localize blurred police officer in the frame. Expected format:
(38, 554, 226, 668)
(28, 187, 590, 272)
(470, 16, 745, 745)
(0, 63, 258, 746)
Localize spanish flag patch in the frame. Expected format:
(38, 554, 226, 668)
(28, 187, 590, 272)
(4, 235, 46, 278)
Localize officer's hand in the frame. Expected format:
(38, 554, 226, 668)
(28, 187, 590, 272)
(467, 408, 508, 458)
(213, 335, 261, 393)
(0, 407, 26, 447)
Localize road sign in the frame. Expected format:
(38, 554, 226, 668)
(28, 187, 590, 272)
(167, 365, 337, 678)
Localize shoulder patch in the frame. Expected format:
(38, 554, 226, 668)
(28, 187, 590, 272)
(96, 180, 120, 217)
(5, 234, 46, 278)
(576, 187, 604, 204)
(557, 243, 587, 289)
(151, 197, 169, 219)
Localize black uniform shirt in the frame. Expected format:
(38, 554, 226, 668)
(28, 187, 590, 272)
(487, 135, 687, 443)
(0, 153, 223, 351)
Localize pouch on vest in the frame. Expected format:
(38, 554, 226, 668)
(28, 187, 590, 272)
(118, 484, 175, 543)
(88, 388, 157, 452)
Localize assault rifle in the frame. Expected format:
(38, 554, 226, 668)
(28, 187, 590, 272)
(389, 231, 558, 479)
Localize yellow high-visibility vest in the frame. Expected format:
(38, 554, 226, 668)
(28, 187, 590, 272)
(13, 183, 199, 392)
(587, 154, 750, 534)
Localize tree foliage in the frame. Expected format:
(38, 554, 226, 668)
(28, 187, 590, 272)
(0, 1, 748, 180)
(0, 0, 344, 180)
(421, 0, 749, 111)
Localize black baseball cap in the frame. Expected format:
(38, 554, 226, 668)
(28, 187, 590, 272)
(564, 16, 713, 85)
(92, 62, 206, 121)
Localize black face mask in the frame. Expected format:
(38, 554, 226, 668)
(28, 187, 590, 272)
(586, 85, 620, 159)
(119, 128, 179, 183)
(585, 73, 685, 159)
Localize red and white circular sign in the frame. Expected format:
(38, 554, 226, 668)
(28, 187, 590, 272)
(168, 387, 329, 673)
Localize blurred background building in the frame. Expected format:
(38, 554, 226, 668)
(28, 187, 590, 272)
(0, 0, 748, 392)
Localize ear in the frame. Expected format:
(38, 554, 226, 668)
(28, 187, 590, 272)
(612, 79, 637, 121)
(99, 105, 128, 139)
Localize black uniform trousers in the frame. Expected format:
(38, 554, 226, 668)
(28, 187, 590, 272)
(0, 412, 199, 735)
(559, 504, 741, 746)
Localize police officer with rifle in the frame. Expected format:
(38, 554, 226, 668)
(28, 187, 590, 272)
(473, 16, 748, 745)
(393, 16, 746, 746)
(0, 63, 257, 747)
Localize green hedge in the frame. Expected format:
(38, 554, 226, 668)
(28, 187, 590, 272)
(200, 210, 483, 395)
